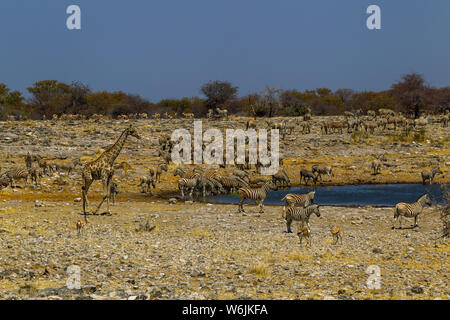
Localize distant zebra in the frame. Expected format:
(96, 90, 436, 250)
(281, 191, 315, 209)
(4, 168, 29, 188)
(421, 167, 443, 185)
(284, 204, 321, 233)
(110, 182, 119, 205)
(28, 166, 43, 186)
(140, 175, 156, 194)
(0, 175, 10, 190)
(371, 159, 381, 175)
(442, 113, 449, 127)
(311, 165, 333, 182)
(237, 180, 277, 213)
(173, 168, 199, 179)
(393, 194, 431, 229)
(299, 168, 317, 185)
(272, 169, 290, 187)
(217, 175, 249, 193)
(178, 177, 199, 199)
(150, 163, 168, 183)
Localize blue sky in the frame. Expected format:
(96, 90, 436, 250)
(1, 0, 449, 101)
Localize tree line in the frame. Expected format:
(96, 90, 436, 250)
(0, 73, 449, 120)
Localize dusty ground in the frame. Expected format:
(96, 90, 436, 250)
(0, 201, 448, 300)
(0, 117, 448, 300)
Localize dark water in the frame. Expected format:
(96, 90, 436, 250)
(208, 184, 446, 207)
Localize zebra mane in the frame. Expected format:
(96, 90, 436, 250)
(416, 193, 429, 203)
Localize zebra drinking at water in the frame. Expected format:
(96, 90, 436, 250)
(393, 194, 432, 229)
(421, 167, 443, 185)
(272, 169, 291, 188)
(237, 180, 277, 213)
(178, 176, 199, 199)
(284, 204, 321, 233)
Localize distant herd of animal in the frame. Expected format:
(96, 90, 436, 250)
(1, 108, 448, 244)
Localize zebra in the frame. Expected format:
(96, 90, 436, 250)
(178, 176, 199, 199)
(281, 191, 315, 208)
(442, 113, 449, 127)
(25, 153, 33, 170)
(0, 175, 10, 190)
(363, 120, 377, 134)
(421, 167, 443, 185)
(299, 168, 317, 185)
(393, 194, 432, 229)
(4, 168, 30, 188)
(215, 108, 228, 120)
(272, 169, 291, 188)
(110, 181, 119, 205)
(237, 180, 277, 213)
(28, 166, 43, 186)
(150, 163, 168, 183)
(195, 174, 217, 197)
(371, 159, 381, 175)
(140, 175, 156, 194)
(217, 175, 249, 193)
(284, 204, 321, 233)
(231, 169, 250, 181)
(173, 167, 199, 179)
(311, 165, 333, 182)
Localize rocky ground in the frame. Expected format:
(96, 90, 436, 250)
(0, 201, 448, 300)
(0, 117, 448, 300)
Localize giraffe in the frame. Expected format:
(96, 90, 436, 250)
(81, 125, 141, 216)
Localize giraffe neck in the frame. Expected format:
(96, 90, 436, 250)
(103, 128, 129, 166)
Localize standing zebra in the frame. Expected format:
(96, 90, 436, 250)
(284, 204, 321, 233)
(178, 176, 199, 199)
(299, 168, 317, 185)
(237, 180, 277, 213)
(371, 159, 381, 175)
(281, 191, 315, 208)
(393, 194, 432, 229)
(311, 165, 333, 182)
(421, 167, 443, 185)
(4, 168, 29, 188)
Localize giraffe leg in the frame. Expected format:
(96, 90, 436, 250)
(82, 178, 93, 216)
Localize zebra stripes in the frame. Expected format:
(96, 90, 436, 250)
(281, 191, 315, 210)
(284, 204, 321, 233)
(4, 168, 30, 187)
(178, 177, 199, 199)
(237, 180, 277, 213)
(393, 194, 431, 229)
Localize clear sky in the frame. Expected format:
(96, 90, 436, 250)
(1, 0, 449, 101)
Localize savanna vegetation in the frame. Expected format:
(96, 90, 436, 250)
(1, 73, 449, 120)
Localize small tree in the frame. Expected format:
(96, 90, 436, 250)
(200, 81, 238, 111)
(391, 73, 428, 118)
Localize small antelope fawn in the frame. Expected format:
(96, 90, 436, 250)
(297, 225, 311, 247)
(76, 218, 88, 236)
(330, 226, 342, 245)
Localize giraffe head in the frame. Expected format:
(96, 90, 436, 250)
(128, 125, 141, 140)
